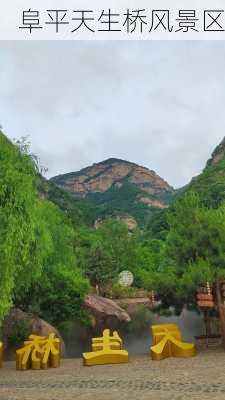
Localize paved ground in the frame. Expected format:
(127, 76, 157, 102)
(1, 349, 225, 400)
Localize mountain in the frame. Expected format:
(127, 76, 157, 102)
(207, 137, 225, 167)
(38, 177, 90, 226)
(187, 137, 225, 208)
(51, 158, 175, 225)
(146, 137, 225, 238)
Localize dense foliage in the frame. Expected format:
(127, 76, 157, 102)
(189, 158, 225, 208)
(46, 179, 98, 227)
(86, 182, 159, 226)
(138, 192, 225, 314)
(0, 132, 89, 326)
(0, 132, 44, 321)
(74, 220, 140, 290)
(14, 200, 89, 325)
(167, 192, 225, 291)
(49, 179, 165, 227)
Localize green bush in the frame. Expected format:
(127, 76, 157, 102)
(125, 305, 153, 336)
(111, 283, 138, 299)
(8, 319, 31, 347)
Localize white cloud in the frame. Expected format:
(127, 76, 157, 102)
(0, 40, 224, 187)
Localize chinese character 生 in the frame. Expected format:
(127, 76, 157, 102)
(98, 9, 121, 32)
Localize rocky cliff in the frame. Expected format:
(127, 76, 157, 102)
(207, 137, 225, 166)
(51, 159, 175, 225)
(51, 158, 174, 212)
(51, 158, 173, 199)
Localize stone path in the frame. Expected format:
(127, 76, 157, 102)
(1, 349, 225, 399)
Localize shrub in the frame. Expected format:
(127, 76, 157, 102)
(111, 283, 138, 299)
(8, 319, 31, 347)
(125, 305, 153, 336)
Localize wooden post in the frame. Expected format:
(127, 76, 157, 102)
(216, 280, 225, 349)
(203, 309, 211, 347)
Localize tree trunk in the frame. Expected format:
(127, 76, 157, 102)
(204, 309, 211, 337)
(216, 280, 225, 349)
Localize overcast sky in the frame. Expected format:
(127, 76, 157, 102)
(0, 41, 224, 188)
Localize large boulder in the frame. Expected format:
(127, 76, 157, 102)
(2, 308, 66, 358)
(84, 295, 131, 328)
(114, 297, 152, 315)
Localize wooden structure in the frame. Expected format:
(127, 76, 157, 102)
(197, 282, 214, 308)
(0, 342, 3, 368)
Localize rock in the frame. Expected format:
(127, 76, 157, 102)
(2, 308, 66, 358)
(95, 214, 137, 231)
(51, 158, 174, 204)
(114, 298, 152, 315)
(208, 137, 225, 166)
(31, 317, 66, 356)
(115, 215, 137, 231)
(84, 295, 131, 328)
(139, 196, 168, 209)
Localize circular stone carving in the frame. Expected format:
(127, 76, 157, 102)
(118, 271, 134, 287)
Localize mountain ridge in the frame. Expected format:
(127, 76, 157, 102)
(51, 157, 174, 199)
(50, 157, 175, 225)
(146, 136, 225, 238)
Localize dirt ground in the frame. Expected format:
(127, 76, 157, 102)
(1, 349, 225, 400)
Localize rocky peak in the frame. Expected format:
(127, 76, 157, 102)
(208, 137, 225, 166)
(51, 158, 174, 200)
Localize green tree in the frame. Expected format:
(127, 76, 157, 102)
(165, 192, 225, 340)
(84, 244, 116, 288)
(166, 192, 225, 286)
(14, 200, 89, 326)
(134, 237, 179, 312)
(97, 219, 138, 274)
(0, 132, 89, 328)
(0, 132, 46, 322)
(75, 219, 139, 292)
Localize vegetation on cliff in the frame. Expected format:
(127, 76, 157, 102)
(146, 137, 225, 238)
(0, 131, 89, 326)
(51, 158, 175, 226)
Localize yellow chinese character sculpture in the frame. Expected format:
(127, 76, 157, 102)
(16, 333, 60, 370)
(150, 323, 196, 361)
(83, 329, 128, 366)
(0, 342, 3, 368)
